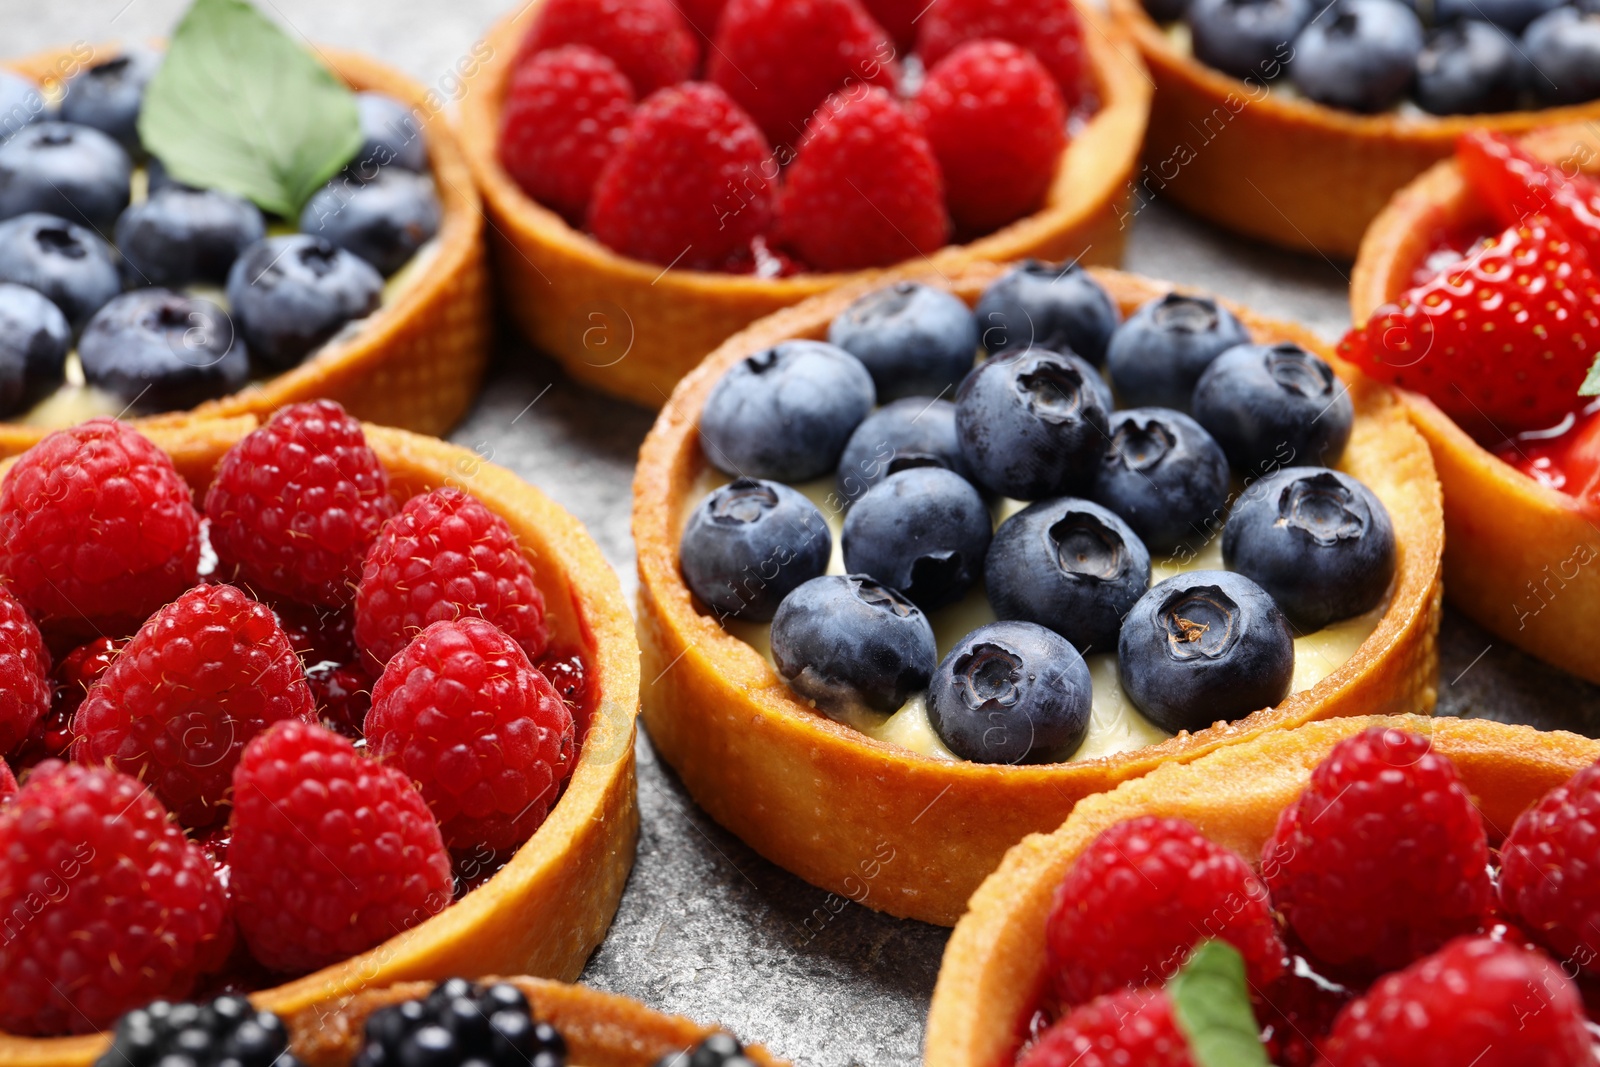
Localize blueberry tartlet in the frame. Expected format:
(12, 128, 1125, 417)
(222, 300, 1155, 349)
(0, 408, 639, 1060)
(633, 262, 1443, 925)
(0, 0, 487, 456)
(458, 0, 1152, 407)
(1110, 0, 1600, 257)
(926, 715, 1600, 1066)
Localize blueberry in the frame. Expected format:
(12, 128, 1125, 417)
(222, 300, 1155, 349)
(679, 477, 832, 622)
(225, 234, 383, 369)
(0, 282, 68, 412)
(0, 121, 131, 232)
(299, 168, 441, 277)
(78, 289, 248, 412)
(1291, 0, 1425, 112)
(1187, 0, 1313, 80)
(841, 467, 992, 610)
(349, 92, 428, 177)
(1117, 570, 1295, 733)
(835, 397, 973, 505)
(0, 213, 122, 333)
(1091, 408, 1230, 556)
(1435, 0, 1561, 29)
(770, 574, 938, 715)
(1105, 293, 1252, 411)
(955, 347, 1110, 500)
(1222, 466, 1396, 631)
(985, 497, 1151, 652)
(1192, 342, 1353, 474)
(59, 47, 162, 156)
(826, 281, 979, 401)
(1415, 20, 1525, 113)
(699, 340, 875, 481)
(1523, 7, 1600, 105)
(926, 620, 1092, 764)
(1144, 0, 1192, 20)
(115, 186, 265, 288)
(973, 260, 1121, 366)
(0, 72, 45, 143)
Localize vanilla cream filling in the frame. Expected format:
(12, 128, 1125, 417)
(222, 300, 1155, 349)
(693, 468, 1385, 763)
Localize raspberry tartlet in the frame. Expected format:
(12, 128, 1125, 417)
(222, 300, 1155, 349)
(458, 0, 1152, 407)
(0, 407, 639, 1065)
(1348, 123, 1600, 683)
(926, 714, 1600, 1066)
(1109, 0, 1600, 257)
(632, 261, 1443, 925)
(0, 18, 488, 456)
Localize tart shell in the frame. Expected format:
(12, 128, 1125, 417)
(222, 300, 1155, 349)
(286, 977, 787, 1067)
(456, 0, 1152, 408)
(0, 419, 640, 1067)
(632, 263, 1444, 927)
(1106, 0, 1600, 259)
(924, 714, 1600, 1067)
(0, 46, 491, 455)
(1350, 123, 1600, 684)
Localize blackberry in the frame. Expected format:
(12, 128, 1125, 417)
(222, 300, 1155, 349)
(94, 996, 301, 1067)
(653, 1032, 757, 1067)
(353, 979, 566, 1067)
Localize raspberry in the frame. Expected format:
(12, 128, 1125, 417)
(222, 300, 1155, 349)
(912, 40, 1067, 235)
(776, 87, 949, 271)
(71, 583, 317, 828)
(1261, 727, 1492, 975)
(0, 756, 13, 800)
(0, 583, 49, 758)
(517, 0, 696, 95)
(918, 0, 1091, 105)
(587, 82, 776, 270)
(0, 418, 200, 639)
(862, 0, 924, 50)
(1500, 758, 1600, 976)
(708, 0, 899, 145)
(229, 720, 453, 973)
(678, 0, 730, 38)
(1045, 816, 1286, 1005)
(1019, 988, 1194, 1067)
(204, 401, 396, 608)
(1319, 937, 1592, 1067)
(499, 46, 636, 224)
(0, 761, 232, 1035)
(367, 618, 575, 851)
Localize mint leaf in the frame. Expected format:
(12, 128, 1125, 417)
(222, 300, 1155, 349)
(1581, 353, 1600, 397)
(138, 0, 362, 217)
(1168, 941, 1271, 1067)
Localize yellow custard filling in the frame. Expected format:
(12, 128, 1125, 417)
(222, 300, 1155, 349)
(692, 469, 1386, 763)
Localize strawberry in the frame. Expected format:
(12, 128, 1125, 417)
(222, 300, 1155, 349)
(1457, 130, 1600, 261)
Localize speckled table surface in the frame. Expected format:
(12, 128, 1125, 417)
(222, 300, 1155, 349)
(6, 5, 1600, 1064)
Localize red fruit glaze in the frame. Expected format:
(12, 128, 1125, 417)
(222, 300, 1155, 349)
(0, 756, 14, 800)
(0, 761, 232, 1035)
(913, 39, 1067, 235)
(517, 0, 696, 95)
(1045, 815, 1286, 1005)
(229, 720, 453, 973)
(1500, 758, 1600, 977)
(1019, 988, 1195, 1067)
(587, 82, 776, 271)
(0, 418, 200, 638)
(205, 400, 396, 608)
(367, 617, 575, 851)
(917, 0, 1091, 105)
(0, 583, 49, 758)
(862, 0, 924, 50)
(776, 87, 949, 271)
(16, 636, 123, 768)
(71, 583, 317, 829)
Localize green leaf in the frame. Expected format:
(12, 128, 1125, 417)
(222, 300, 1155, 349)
(1580, 353, 1600, 397)
(138, 0, 362, 217)
(1167, 941, 1272, 1067)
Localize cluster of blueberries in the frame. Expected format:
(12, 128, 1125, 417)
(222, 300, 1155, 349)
(680, 262, 1397, 764)
(0, 48, 440, 418)
(1163, 0, 1600, 114)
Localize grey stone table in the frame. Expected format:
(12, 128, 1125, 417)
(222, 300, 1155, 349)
(8, 4, 1600, 1063)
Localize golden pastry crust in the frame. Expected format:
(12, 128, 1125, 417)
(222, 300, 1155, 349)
(0, 421, 641, 1067)
(285, 977, 787, 1067)
(1107, 0, 1600, 259)
(1350, 123, 1600, 684)
(924, 714, 1600, 1067)
(632, 263, 1444, 927)
(456, 0, 1152, 408)
(0, 46, 490, 455)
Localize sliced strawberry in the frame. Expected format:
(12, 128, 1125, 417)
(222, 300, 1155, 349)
(1457, 130, 1600, 261)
